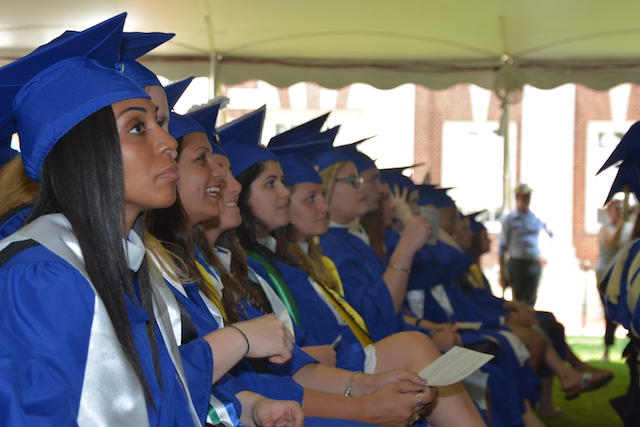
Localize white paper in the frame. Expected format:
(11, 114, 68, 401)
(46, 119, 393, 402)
(418, 346, 493, 387)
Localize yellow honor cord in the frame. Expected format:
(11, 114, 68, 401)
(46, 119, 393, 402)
(320, 256, 373, 347)
(195, 260, 228, 321)
(467, 264, 485, 288)
(605, 244, 632, 305)
(626, 247, 640, 317)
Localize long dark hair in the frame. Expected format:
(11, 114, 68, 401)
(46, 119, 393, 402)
(147, 138, 268, 322)
(27, 106, 161, 406)
(235, 161, 297, 267)
(210, 228, 272, 316)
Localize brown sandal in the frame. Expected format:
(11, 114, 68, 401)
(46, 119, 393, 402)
(564, 370, 614, 400)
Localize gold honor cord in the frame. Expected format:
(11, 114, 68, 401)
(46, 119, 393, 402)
(195, 260, 228, 322)
(319, 256, 373, 347)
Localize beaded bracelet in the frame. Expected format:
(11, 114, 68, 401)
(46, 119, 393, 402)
(344, 372, 362, 396)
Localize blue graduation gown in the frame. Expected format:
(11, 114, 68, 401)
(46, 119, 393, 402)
(602, 239, 640, 335)
(320, 227, 405, 340)
(166, 272, 377, 426)
(0, 244, 205, 426)
(0, 322, 75, 426)
(247, 256, 368, 372)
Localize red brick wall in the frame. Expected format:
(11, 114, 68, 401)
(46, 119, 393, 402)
(413, 84, 474, 184)
(573, 86, 611, 265)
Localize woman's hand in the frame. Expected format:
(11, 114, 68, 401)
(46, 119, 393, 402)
(231, 315, 294, 364)
(358, 381, 436, 427)
(251, 398, 304, 427)
(353, 370, 427, 397)
(399, 216, 432, 254)
(389, 185, 414, 225)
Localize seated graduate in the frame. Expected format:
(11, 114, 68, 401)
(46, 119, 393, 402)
(401, 184, 612, 417)
(264, 143, 487, 426)
(0, 14, 211, 425)
(467, 212, 613, 417)
(597, 121, 640, 425)
(357, 170, 540, 426)
(149, 104, 431, 426)
(303, 143, 431, 341)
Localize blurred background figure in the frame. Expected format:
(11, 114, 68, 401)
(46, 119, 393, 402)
(499, 183, 553, 307)
(595, 197, 633, 361)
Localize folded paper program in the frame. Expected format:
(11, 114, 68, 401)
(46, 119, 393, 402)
(418, 346, 493, 387)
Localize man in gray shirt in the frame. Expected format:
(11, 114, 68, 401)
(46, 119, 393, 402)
(499, 183, 552, 306)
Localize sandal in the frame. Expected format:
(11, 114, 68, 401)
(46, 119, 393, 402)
(563, 370, 614, 400)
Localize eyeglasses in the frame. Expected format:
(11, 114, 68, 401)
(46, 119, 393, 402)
(335, 175, 364, 188)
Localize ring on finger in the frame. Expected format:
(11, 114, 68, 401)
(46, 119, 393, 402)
(415, 392, 425, 406)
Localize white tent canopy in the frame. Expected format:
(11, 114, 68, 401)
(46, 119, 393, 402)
(4, 0, 640, 90)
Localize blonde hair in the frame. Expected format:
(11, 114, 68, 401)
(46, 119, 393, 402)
(285, 181, 342, 292)
(319, 161, 349, 203)
(287, 237, 341, 292)
(0, 157, 39, 216)
(144, 231, 194, 285)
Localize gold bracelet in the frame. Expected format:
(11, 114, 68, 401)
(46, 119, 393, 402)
(390, 263, 411, 275)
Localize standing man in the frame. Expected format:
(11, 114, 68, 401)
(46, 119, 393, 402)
(499, 183, 552, 306)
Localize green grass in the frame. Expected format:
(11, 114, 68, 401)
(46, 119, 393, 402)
(545, 336, 630, 427)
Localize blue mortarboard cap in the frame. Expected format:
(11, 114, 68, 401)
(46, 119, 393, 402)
(416, 184, 436, 205)
(169, 102, 225, 154)
(168, 112, 205, 141)
(270, 138, 333, 185)
(117, 32, 174, 88)
(187, 103, 224, 154)
(119, 32, 175, 61)
(604, 160, 640, 205)
(297, 126, 352, 171)
(269, 138, 332, 156)
(268, 112, 330, 147)
(416, 186, 455, 207)
(380, 165, 421, 191)
(334, 137, 376, 172)
(218, 106, 273, 177)
(312, 149, 351, 172)
(0, 13, 150, 181)
(436, 188, 456, 207)
(277, 154, 322, 185)
(598, 122, 640, 175)
(164, 76, 194, 111)
(464, 210, 487, 232)
(46, 30, 173, 89)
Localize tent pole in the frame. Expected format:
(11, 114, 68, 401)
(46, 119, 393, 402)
(208, 52, 219, 97)
(502, 102, 512, 215)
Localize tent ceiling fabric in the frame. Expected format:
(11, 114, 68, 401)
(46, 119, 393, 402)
(3, 0, 640, 89)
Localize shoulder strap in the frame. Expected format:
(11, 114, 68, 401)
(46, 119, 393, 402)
(0, 239, 40, 266)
